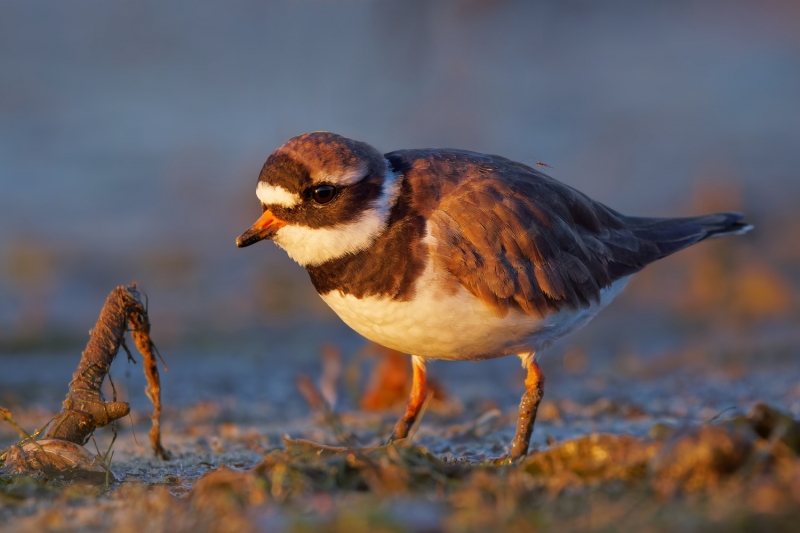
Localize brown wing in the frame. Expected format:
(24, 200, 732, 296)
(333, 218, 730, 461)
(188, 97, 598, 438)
(384, 148, 749, 318)
(417, 152, 657, 318)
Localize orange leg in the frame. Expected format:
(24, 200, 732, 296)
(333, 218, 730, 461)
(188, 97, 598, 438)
(509, 357, 546, 460)
(389, 356, 427, 441)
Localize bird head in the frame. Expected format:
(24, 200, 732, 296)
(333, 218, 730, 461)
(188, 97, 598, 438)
(236, 132, 400, 267)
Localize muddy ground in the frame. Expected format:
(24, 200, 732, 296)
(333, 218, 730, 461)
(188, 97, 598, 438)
(2, 324, 800, 532)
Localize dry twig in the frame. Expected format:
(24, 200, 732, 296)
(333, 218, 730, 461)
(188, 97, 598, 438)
(296, 374, 357, 448)
(43, 284, 170, 459)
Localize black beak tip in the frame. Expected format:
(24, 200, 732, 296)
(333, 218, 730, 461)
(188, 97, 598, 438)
(235, 234, 253, 248)
(236, 227, 273, 248)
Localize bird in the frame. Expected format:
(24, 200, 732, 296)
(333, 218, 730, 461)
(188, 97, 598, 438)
(236, 131, 752, 460)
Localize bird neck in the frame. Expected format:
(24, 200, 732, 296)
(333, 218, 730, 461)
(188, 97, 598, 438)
(304, 177, 428, 301)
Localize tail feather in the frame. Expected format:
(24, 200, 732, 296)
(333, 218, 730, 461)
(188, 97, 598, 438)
(624, 212, 753, 260)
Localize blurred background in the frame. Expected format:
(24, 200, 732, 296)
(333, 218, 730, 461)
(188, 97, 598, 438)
(1, 1, 799, 423)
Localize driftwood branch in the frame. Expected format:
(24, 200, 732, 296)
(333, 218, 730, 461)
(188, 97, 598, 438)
(43, 284, 170, 459)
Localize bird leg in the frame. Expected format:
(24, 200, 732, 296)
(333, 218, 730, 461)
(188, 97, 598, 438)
(509, 357, 546, 460)
(389, 355, 427, 441)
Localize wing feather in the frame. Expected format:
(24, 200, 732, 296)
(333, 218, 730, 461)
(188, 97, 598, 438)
(384, 148, 745, 318)
(428, 166, 638, 318)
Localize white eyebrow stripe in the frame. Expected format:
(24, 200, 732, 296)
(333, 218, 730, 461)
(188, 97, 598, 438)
(314, 163, 367, 186)
(256, 182, 302, 208)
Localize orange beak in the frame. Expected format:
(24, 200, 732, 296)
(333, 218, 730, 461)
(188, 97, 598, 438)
(235, 209, 289, 248)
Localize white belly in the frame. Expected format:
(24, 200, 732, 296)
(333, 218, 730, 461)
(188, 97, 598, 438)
(320, 262, 629, 361)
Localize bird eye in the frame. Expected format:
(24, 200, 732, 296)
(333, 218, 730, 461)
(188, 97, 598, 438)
(312, 185, 337, 204)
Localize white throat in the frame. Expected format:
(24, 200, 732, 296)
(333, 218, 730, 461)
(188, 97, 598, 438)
(272, 165, 402, 267)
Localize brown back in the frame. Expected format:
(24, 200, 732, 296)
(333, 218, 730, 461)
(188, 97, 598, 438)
(388, 149, 663, 318)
